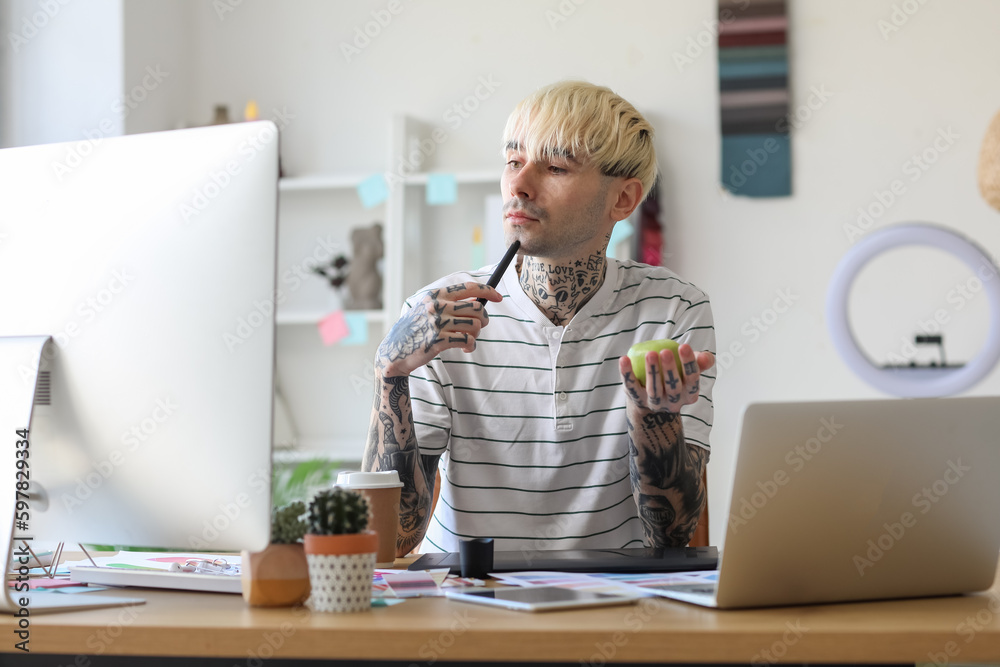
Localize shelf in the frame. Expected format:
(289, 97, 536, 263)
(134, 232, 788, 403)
(279, 169, 498, 192)
(275, 308, 385, 325)
(403, 170, 499, 185)
(279, 174, 371, 191)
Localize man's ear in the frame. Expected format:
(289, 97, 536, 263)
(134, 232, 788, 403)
(609, 177, 644, 222)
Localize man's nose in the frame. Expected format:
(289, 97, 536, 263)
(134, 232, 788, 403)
(507, 163, 538, 200)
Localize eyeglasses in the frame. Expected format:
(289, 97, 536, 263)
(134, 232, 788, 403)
(171, 557, 238, 575)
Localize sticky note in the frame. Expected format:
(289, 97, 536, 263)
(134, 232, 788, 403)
(426, 173, 457, 205)
(341, 312, 370, 346)
(471, 226, 485, 269)
(318, 310, 350, 346)
(357, 174, 389, 208)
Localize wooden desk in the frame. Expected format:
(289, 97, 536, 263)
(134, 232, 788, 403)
(4, 563, 1000, 664)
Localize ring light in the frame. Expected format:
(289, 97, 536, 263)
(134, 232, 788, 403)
(826, 223, 1000, 397)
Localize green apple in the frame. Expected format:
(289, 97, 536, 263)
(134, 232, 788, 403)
(627, 339, 684, 386)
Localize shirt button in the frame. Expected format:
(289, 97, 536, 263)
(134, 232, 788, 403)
(557, 392, 568, 401)
(550, 329, 562, 339)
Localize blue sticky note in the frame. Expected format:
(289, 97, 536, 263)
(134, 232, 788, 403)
(426, 173, 458, 205)
(357, 174, 389, 208)
(341, 312, 370, 346)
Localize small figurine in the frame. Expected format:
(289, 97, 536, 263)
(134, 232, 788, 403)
(312, 223, 383, 310)
(346, 223, 383, 310)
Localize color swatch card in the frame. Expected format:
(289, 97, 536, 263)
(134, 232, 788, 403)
(718, 0, 791, 197)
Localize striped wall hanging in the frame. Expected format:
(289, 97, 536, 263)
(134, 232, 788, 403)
(718, 0, 791, 197)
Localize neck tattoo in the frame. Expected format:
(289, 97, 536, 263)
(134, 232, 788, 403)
(518, 252, 608, 327)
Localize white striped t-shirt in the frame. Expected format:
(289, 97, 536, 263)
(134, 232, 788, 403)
(405, 257, 716, 554)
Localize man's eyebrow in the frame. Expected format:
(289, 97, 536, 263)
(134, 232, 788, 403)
(504, 141, 579, 163)
(547, 147, 578, 163)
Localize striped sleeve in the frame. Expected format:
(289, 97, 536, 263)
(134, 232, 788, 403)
(410, 359, 452, 456)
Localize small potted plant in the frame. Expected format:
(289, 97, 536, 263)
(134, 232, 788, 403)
(240, 501, 311, 607)
(304, 487, 378, 613)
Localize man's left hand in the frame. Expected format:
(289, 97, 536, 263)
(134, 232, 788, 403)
(618, 343, 715, 412)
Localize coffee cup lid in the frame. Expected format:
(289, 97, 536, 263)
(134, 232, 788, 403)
(336, 470, 403, 489)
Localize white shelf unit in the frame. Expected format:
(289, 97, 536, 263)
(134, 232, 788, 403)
(277, 115, 501, 326)
(274, 115, 501, 462)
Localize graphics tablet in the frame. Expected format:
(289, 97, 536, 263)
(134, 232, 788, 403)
(444, 586, 642, 612)
(409, 546, 717, 574)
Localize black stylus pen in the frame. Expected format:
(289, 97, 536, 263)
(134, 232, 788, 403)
(478, 240, 520, 305)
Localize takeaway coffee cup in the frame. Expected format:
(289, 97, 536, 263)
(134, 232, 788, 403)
(336, 470, 404, 567)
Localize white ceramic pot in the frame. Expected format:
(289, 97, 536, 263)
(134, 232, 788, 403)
(304, 532, 377, 613)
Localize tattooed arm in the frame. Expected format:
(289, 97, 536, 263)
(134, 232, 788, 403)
(362, 282, 500, 557)
(618, 344, 715, 547)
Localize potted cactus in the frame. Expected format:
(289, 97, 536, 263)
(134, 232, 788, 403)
(304, 487, 378, 613)
(241, 501, 311, 607)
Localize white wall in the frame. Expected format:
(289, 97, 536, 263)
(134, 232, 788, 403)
(82, 0, 1000, 545)
(121, 0, 193, 135)
(0, 0, 123, 148)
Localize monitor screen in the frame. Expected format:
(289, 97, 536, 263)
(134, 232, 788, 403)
(0, 122, 278, 553)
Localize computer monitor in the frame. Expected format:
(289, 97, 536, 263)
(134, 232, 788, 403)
(0, 123, 278, 588)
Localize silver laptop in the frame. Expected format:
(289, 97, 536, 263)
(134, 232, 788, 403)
(656, 396, 1000, 608)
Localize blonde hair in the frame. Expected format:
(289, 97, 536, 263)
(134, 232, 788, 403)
(502, 81, 657, 200)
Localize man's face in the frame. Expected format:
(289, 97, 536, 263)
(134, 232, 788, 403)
(501, 140, 615, 262)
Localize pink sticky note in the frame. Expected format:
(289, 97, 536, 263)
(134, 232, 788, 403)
(318, 310, 350, 346)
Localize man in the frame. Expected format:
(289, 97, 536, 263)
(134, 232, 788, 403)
(363, 81, 716, 557)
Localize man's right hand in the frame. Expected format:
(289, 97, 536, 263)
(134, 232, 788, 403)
(375, 282, 501, 377)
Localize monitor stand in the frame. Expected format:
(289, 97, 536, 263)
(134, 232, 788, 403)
(1, 336, 145, 615)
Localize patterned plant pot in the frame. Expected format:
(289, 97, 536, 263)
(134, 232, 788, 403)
(304, 531, 378, 613)
(240, 543, 311, 607)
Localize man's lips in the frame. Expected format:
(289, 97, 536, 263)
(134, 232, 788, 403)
(505, 211, 537, 224)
